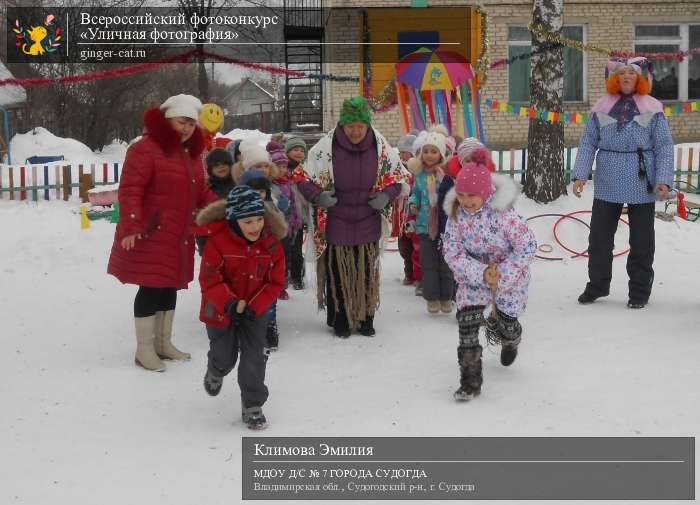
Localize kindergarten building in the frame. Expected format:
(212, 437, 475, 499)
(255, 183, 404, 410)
(314, 0, 700, 148)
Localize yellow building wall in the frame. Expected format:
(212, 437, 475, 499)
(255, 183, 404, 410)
(361, 7, 482, 97)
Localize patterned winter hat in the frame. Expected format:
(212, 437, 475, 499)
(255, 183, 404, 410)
(455, 148, 494, 200)
(457, 137, 485, 165)
(422, 124, 448, 160)
(225, 185, 265, 222)
(412, 130, 428, 156)
(284, 136, 307, 154)
(338, 96, 373, 126)
(266, 139, 289, 165)
(605, 56, 653, 87)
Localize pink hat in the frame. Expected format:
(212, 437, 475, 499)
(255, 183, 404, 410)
(455, 148, 494, 200)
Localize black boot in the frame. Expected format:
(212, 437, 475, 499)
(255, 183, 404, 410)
(266, 321, 279, 351)
(358, 316, 375, 337)
(203, 368, 223, 396)
(334, 324, 351, 338)
(577, 291, 608, 304)
(497, 311, 522, 367)
(454, 345, 483, 401)
(454, 307, 484, 401)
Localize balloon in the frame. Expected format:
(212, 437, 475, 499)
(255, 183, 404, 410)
(199, 103, 224, 134)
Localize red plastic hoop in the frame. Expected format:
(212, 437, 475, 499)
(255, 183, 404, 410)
(526, 213, 592, 260)
(553, 210, 630, 258)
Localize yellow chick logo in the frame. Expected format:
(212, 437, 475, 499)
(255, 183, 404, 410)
(13, 15, 62, 57)
(199, 103, 224, 134)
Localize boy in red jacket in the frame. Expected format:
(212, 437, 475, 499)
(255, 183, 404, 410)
(197, 186, 285, 429)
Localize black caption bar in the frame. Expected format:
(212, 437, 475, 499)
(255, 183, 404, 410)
(7, 6, 472, 64)
(242, 437, 694, 500)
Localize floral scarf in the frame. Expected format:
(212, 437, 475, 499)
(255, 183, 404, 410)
(292, 126, 411, 257)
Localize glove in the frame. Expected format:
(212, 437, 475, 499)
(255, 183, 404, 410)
(277, 193, 290, 213)
(368, 191, 390, 211)
(227, 300, 256, 325)
(313, 190, 338, 209)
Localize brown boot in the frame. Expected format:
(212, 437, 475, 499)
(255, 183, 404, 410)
(135, 316, 166, 372)
(154, 310, 191, 361)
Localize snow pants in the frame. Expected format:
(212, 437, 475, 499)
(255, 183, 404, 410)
(206, 313, 269, 408)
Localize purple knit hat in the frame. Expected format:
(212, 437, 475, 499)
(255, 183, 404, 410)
(266, 139, 288, 165)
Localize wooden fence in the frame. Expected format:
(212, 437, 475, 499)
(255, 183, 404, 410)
(2, 145, 699, 202)
(0, 162, 121, 202)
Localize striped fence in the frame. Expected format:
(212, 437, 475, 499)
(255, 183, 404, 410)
(0, 162, 122, 202)
(490, 145, 700, 193)
(1, 144, 699, 202)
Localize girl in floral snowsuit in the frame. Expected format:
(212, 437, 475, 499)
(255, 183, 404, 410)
(442, 149, 536, 401)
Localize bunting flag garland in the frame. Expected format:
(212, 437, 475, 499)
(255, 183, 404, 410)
(483, 97, 700, 124)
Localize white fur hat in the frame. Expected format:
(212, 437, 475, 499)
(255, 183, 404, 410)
(160, 94, 203, 120)
(240, 143, 270, 170)
(422, 125, 448, 160)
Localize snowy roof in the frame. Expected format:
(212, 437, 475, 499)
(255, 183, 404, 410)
(0, 62, 27, 109)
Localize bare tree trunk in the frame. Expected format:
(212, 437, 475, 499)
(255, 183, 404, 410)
(524, 0, 565, 203)
(197, 46, 210, 102)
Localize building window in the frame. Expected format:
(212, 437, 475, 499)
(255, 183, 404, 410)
(507, 25, 586, 103)
(634, 24, 700, 101)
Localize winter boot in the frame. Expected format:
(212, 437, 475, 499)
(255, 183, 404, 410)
(334, 325, 351, 338)
(497, 311, 522, 367)
(242, 404, 267, 430)
(203, 367, 223, 396)
(154, 310, 191, 361)
(291, 277, 305, 290)
(440, 300, 453, 314)
(577, 291, 607, 305)
(454, 306, 484, 401)
(454, 345, 483, 401)
(266, 320, 279, 351)
(627, 300, 647, 309)
(358, 316, 375, 337)
(427, 300, 440, 314)
(134, 315, 166, 372)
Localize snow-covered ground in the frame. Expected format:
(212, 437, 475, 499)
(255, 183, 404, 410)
(1, 184, 698, 505)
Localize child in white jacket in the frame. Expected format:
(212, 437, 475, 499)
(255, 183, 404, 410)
(442, 149, 536, 401)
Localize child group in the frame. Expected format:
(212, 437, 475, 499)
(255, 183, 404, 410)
(107, 94, 536, 429)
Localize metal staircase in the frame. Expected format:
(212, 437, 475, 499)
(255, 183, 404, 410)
(283, 0, 324, 131)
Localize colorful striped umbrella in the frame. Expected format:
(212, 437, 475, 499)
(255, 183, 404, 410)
(396, 47, 474, 91)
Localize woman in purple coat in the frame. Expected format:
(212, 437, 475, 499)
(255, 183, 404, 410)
(295, 97, 411, 338)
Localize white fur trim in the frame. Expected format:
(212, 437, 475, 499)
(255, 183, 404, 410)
(443, 187, 458, 218)
(444, 173, 521, 216)
(489, 173, 520, 211)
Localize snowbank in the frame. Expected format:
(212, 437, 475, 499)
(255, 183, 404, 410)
(9, 127, 127, 165)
